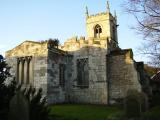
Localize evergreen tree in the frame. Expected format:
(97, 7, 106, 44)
(0, 55, 16, 120)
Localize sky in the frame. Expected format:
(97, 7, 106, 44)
(0, 0, 146, 62)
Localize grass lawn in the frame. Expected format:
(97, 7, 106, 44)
(49, 104, 120, 120)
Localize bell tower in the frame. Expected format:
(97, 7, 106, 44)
(86, 1, 118, 48)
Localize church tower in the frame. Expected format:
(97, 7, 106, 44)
(86, 1, 118, 48)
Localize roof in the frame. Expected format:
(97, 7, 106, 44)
(151, 71, 160, 82)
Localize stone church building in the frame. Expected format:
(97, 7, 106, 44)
(5, 3, 142, 104)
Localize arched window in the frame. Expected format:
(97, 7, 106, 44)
(77, 58, 89, 88)
(112, 26, 116, 41)
(94, 24, 102, 38)
(59, 64, 65, 87)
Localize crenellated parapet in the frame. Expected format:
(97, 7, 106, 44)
(59, 36, 111, 52)
(88, 12, 108, 18)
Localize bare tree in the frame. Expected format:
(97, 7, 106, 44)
(124, 0, 160, 66)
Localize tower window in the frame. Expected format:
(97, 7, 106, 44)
(94, 24, 102, 38)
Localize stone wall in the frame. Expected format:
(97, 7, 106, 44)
(47, 48, 72, 104)
(33, 56, 48, 95)
(107, 49, 141, 104)
(5, 40, 143, 105)
(66, 45, 108, 104)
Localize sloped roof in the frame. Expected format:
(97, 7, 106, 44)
(151, 71, 160, 82)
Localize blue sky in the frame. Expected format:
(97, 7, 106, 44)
(0, 0, 146, 62)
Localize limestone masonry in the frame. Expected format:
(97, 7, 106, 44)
(5, 2, 142, 104)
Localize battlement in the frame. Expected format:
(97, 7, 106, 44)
(88, 12, 108, 18)
(59, 36, 110, 52)
(87, 12, 116, 22)
(88, 12, 116, 20)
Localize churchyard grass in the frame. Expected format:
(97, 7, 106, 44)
(49, 104, 120, 120)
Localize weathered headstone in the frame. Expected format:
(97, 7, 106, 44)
(124, 89, 148, 119)
(125, 97, 141, 118)
(9, 92, 29, 120)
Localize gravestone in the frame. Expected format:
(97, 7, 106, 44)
(125, 97, 141, 118)
(124, 89, 148, 119)
(9, 92, 29, 120)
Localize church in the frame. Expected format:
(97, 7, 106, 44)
(5, 2, 142, 104)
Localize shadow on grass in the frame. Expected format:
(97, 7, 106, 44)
(49, 114, 79, 120)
